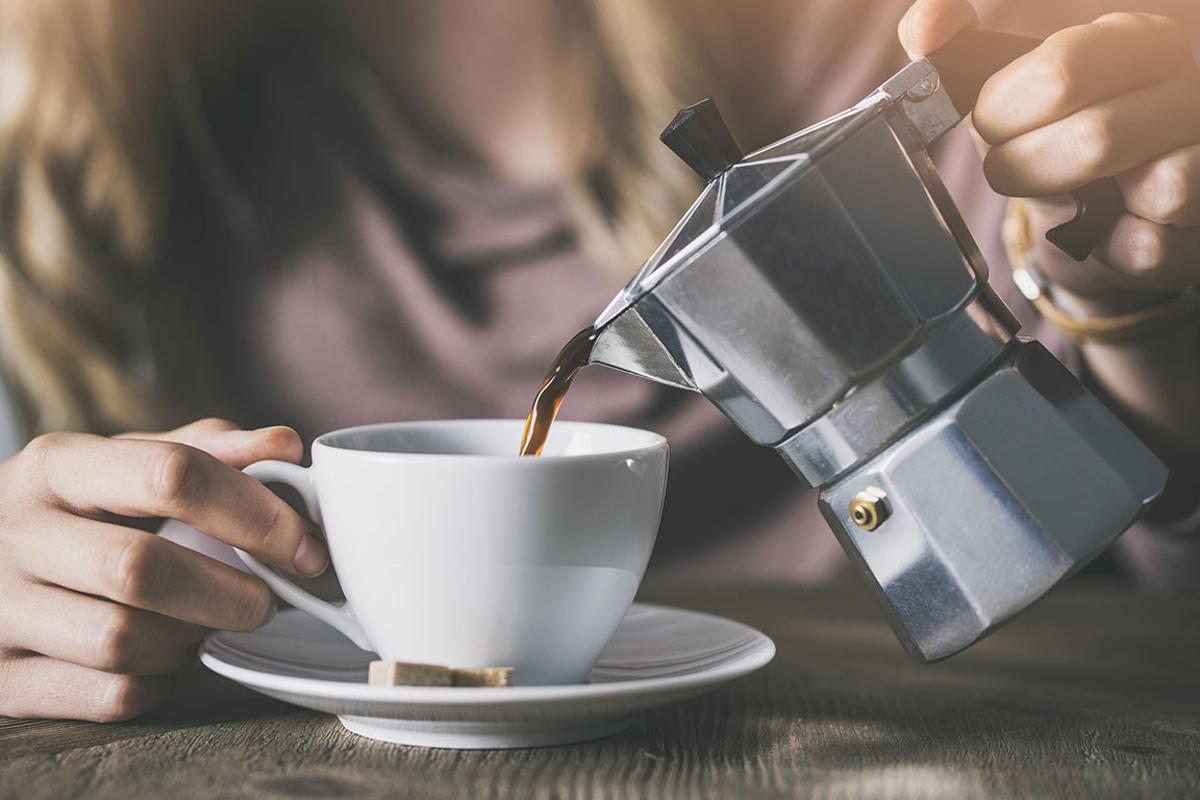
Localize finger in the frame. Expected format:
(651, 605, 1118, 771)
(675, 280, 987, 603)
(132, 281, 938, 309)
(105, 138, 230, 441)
(984, 74, 1200, 197)
(1093, 215, 1200, 287)
(1117, 143, 1200, 227)
(119, 418, 304, 470)
(975, 13, 1194, 144)
(0, 654, 173, 722)
(1, 582, 204, 675)
(1028, 198, 1200, 291)
(32, 433, 328, 576)
(12, 515, 275, 631)
(127, 416, 240, 436)
(899, 0, 978, 60)
(117, 416, 239, 445)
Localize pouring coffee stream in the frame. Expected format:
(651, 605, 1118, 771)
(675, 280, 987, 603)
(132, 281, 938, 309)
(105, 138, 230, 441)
(519, 326, 598, 456)
(517, 27, 1165, 663)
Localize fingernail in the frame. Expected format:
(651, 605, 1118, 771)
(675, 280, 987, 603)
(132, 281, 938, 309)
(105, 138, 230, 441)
(293, 533, 329, 576)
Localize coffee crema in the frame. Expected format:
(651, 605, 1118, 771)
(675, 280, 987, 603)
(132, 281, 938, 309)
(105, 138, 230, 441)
(519, 326, 598, 456)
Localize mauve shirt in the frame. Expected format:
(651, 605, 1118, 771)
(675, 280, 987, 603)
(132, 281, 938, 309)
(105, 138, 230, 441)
(172, 0, 1199, 587)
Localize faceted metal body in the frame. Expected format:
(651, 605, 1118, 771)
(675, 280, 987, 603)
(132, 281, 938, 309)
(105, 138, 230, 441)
(818, 342, 1164, 661)
(589, 59, 1166, 661)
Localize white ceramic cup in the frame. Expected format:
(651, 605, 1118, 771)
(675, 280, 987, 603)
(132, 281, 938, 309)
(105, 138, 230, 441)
(235, 419, 668, 686)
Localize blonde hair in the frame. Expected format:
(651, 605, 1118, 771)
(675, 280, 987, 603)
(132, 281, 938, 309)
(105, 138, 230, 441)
(0, 1, 701, 435)
(556, 1, 702, 278)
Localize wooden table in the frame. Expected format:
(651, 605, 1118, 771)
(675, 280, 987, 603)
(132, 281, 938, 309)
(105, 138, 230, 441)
(2, 578, 1198, 799)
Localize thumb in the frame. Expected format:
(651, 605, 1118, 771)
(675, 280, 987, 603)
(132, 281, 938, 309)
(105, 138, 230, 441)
(899, 0, 979, 60)
(118, 418, 304, 469)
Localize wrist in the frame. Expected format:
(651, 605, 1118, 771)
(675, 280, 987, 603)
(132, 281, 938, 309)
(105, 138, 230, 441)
(1051, 286, 1181, 320)
(1005, 199, 1200, 345)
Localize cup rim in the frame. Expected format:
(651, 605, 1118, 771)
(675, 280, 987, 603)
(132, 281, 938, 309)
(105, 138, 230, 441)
(313, 419, 668, 464)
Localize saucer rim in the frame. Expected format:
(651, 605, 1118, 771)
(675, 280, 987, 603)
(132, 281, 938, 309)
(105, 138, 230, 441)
(199, 603, 776, 706)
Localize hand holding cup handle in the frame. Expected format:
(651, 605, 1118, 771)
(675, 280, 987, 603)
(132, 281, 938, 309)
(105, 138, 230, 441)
(0, 419, 332, 721)
(232, 461, 373, 651)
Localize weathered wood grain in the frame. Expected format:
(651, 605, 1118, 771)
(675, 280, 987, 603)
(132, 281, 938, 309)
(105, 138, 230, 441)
(1, 579, 1197, 800)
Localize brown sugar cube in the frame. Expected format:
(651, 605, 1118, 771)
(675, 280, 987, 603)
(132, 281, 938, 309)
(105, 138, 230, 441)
(451, 667, 514, 687)
(368, 660, 453, 687)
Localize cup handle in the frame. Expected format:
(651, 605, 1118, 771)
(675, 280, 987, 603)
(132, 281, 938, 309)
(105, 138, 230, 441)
(234, 460, 373, 651)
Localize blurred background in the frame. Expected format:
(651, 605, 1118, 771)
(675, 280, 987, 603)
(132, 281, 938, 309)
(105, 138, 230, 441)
(0, 0, 1196, 585)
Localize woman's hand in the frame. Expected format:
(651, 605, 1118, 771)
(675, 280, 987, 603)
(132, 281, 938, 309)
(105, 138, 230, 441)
(0, 418, 328, 721)
(901, 0, 1200, 528)
(901, 0, 1200, 307)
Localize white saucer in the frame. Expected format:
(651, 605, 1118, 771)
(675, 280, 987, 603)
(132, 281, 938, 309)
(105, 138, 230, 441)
(200, 603, 774, 749)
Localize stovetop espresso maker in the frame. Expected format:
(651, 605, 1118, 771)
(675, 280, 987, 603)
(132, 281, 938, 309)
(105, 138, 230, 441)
(587, 29, 1167, 662)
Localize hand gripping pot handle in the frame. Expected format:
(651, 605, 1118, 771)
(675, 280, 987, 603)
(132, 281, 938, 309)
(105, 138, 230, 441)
(927, 28, 1126, 261)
